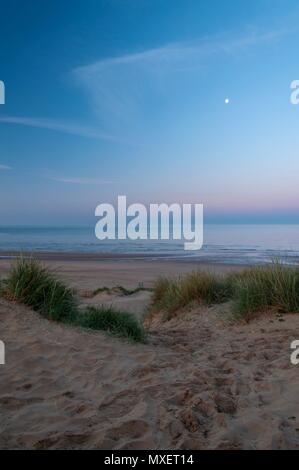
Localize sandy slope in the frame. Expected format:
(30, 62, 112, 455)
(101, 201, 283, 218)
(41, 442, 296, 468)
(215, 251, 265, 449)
(1, 297, 299, 450)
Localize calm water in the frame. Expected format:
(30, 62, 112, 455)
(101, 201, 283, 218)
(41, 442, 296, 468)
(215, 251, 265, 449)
(1, 224, 299, 265)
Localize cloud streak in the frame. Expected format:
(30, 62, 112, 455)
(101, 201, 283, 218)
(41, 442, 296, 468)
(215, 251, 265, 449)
(49, 176, 114, 185)
(0, 164, 12, 171)
(0, 116, 120, 142)
(0, 29, 287, 144)
(73, 29, 286, 127)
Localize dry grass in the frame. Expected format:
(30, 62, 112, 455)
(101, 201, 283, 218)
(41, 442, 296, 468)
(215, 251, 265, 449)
(149, 262, 299, 321)
(1, 258, 146, 342)
(150, 271, 230, 318)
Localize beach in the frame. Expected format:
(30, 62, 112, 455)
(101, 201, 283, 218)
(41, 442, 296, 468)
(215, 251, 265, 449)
(0, 253, 240, 316)
(0, 251, 242, 294)
(2, 0, 299, 457)
(0, 254, 298, 450)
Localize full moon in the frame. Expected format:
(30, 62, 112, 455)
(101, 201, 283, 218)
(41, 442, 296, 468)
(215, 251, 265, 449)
(225, 98, 230, 104)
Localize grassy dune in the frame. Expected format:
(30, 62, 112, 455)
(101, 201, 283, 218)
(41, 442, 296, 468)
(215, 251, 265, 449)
(75, 306, 146, 342)
(150, 271, 230, 318)
(2, 258, 76, 322)
(150, 261, 299, 321)
(2, 258, 298, 336)
(1, 258, 146, 342)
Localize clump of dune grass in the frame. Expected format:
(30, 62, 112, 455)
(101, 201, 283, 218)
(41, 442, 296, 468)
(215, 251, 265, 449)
(1, 258, 146, 342)
(231, 262, 299, 321)
(75, 306, 146, 343)
(150, 271, 230, 318)
(149, 262, 299, 322)
(2, 258, 76, 321)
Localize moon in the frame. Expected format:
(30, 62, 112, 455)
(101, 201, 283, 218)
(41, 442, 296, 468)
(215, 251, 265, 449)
(225, 98, 230, 104)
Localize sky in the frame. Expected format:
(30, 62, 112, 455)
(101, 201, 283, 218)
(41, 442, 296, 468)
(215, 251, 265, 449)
(1, 0, 299, 225)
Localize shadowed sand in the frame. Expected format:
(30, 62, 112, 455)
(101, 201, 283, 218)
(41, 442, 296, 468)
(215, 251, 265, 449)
(0, 256, 298, 449)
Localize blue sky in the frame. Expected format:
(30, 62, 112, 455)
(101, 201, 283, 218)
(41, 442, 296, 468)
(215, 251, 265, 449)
(1, 0, 299, 225)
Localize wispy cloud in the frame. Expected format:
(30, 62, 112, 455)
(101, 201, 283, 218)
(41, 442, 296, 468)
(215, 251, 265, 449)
(0, 29, 286, 144)
(49, 176, 114, 185)
(0, 116, 120, 142)
(0, 164, 12, 171)
(73, 29, 285, 127)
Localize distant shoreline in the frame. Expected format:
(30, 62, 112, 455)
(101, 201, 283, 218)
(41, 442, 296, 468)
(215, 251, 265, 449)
(0, 250, 198, 262)
(2, 225, 299, 267)
(0, 250, 298, 267)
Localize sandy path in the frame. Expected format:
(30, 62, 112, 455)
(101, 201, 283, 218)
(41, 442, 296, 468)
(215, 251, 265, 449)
(1, 298, 299, 450)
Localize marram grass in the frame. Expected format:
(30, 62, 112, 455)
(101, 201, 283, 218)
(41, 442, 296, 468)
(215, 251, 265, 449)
(231, 262, 299, 321)
(150, 271, 231, 317)
(75, 306, 146, 343)
(2, 258, 76, 321)
(4, 258, 299, 328)
(2, 258, 146, 342)
(149, 262, 299, 321)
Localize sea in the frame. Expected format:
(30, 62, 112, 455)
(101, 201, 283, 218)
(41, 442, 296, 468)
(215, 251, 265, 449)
(1, 224, 299, 265)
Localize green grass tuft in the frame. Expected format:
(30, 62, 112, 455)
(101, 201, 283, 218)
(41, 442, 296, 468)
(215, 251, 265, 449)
(150, 271, 230, 317)
(2, 258, 76, 321)
(231, 262, 299, 321)
(1, 258, 146, 342)
(75, 306, 146, 343)
(149, 262, 299, 321)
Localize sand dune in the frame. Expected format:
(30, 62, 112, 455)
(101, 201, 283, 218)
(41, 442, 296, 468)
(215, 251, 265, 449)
(1, 293, 299, 450)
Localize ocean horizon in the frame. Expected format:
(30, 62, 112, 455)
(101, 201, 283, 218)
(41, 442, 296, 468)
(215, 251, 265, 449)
(1, 224, 299, 265)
